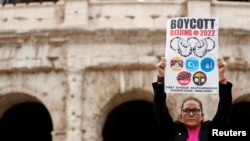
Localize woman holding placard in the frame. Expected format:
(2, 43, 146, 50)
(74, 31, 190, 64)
(152, 57, 233, 141)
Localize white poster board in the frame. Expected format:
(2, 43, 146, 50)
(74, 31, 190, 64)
(165, 17, 219, 94)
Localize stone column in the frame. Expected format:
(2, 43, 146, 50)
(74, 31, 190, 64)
(66, 71, 83, 141)
(187, 0, 211, 17)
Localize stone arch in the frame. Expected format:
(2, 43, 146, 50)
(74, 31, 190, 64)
(0, 85, 47, 118)
(98, 88, 165, 141)
(233, 93, 250, 104)
(0, 92, 53, 141)
(228, 93, 250, 138)
(98, 88, 153, 129)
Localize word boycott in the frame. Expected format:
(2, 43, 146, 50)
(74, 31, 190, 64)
(170, 18, 216, 29)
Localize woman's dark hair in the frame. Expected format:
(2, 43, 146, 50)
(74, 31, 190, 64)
(181, 96, 203, 112)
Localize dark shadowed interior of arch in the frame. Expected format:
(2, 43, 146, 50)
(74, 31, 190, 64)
(228, 102, 250, 136)
(0, 102, 53, 141)
(102, 100, 165, 141)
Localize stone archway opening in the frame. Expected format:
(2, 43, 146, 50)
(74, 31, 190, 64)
(0, 94, 53, 141)
(102, 100, 165, 141)
(229, 101, 250, 132)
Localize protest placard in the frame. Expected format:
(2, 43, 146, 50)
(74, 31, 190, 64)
(165, 17, 219, 94)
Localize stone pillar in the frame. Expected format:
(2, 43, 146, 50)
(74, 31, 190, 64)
(66, 71, 83, 141)
(187, 0, 211, 17)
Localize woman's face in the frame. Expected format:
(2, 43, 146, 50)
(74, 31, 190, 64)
(179, 100, 204, 130)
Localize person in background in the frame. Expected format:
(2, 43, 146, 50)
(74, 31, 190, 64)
(152, 57, 233, 141)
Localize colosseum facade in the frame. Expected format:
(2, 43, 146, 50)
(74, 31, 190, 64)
(0, 0, 250, 141)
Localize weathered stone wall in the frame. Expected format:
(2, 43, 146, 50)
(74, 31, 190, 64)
(0, 0, 250, 141)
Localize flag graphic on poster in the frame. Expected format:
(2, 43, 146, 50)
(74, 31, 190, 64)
(165, 17, 219, 94)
